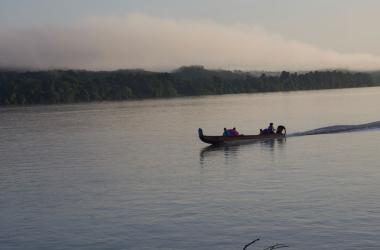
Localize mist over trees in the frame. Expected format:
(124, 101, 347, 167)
(0, 66, 376, 105)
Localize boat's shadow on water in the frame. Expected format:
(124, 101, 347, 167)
(199, 138, 286, 165)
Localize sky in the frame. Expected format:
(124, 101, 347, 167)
(1, 0, 380, 71)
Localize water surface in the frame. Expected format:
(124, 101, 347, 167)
(1, 87, 380, 250)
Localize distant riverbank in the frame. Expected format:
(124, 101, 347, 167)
(0, 66, 378, 105)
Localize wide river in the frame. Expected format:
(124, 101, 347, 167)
(1, 87, 380, 250)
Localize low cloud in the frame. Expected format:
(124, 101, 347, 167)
(1, 13, 380, 71)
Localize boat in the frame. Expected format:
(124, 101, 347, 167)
(198, 126, 286, 145)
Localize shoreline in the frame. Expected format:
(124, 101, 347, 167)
(1, 85, 379, 108)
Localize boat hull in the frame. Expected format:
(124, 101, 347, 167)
(198, 128, 286, 145)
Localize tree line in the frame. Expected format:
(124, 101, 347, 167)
(0, 66, 377, 105)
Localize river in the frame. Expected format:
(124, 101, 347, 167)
(1, 87, 380, 250)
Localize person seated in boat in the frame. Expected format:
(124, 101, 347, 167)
(260, 128, 268, 135)
(223, 128, 230, 137)
(267, 123, 275, 134)
(228, 127, 240, 136)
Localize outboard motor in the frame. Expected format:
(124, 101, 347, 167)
(276, 125, 286, 135)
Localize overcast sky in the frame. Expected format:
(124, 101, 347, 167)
(1, 0, 380, 71)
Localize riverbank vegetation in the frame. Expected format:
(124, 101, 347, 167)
(0, 66, 377, 105)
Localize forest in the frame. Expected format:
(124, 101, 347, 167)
(0, 66, 377, 105)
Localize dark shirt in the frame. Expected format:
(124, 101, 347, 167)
(268, 125, 274, 133)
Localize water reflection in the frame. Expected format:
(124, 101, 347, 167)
(199, 138, 286, 166)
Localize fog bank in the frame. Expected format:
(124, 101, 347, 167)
(1, 13, 380, 71)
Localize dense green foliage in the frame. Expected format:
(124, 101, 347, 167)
(0, 66, 376, 105)
(370, 71, 380, 84)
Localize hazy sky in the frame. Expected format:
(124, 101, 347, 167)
(1, 0, 380, 71)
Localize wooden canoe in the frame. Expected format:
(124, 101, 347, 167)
(198, 127, 286, 145)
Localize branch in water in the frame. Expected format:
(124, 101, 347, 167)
(263, 243, 289, 250)
(243, 238, 260, 250)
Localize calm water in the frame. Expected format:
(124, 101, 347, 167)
(1, 87, 380, 250)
